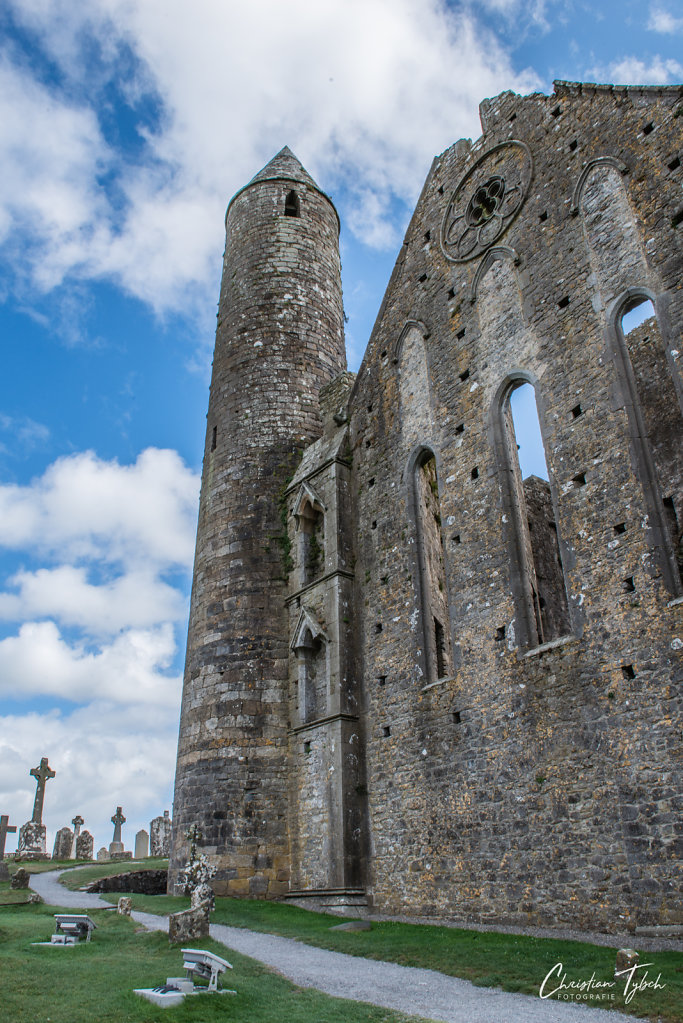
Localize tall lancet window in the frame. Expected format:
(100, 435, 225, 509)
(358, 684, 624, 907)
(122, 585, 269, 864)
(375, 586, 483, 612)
(501, 381, 571, 648)
(413, 450, 452, 681)
(617, 296, 683, 593)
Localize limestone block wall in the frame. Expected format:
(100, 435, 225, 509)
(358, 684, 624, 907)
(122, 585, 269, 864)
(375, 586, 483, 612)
(285, 383, 365, 892)
(349, 83, 682, 930)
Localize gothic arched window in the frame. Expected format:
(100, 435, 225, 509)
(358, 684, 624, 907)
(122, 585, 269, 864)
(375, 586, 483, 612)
(497, 379, 571, 648)
(412, 449, 452, 680)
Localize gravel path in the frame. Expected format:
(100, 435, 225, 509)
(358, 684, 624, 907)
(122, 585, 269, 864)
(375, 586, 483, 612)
(28, 869, 640, 1023)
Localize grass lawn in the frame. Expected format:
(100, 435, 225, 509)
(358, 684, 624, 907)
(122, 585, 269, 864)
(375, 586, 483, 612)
(0, 896, 428, 1023)
(7, 861, 682, 1022)
(93, 888, 682, 1023)
(57, 858, 168, 889)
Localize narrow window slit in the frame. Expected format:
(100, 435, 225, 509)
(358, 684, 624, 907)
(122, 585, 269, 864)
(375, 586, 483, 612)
(368, 477, 375, 487)
(452, 534, 461, 545)
(613, 522, 626, 535)
(622, 576, 635, 593)
(569, 139, 578, 152)
(211, 425, 217, 451)
(621, 664, 636, 680)
(457, 328, 466, 340)
(377, 675, 386, 686)
(455, 423, 464, 435)
(383, 725, 391, 737)
(434, 618, 447, 678)
(642, 122, 654, 136)
(374, 622, 382, 634)
(672, 209, 683, 228)
(471, 466, 479, 480)
(459, 368, 470, 382)
(284, 190, 300, 217)
(539, 211, 548, 222)
(419, 273, 428, 283)
(424, 230, 431, 242)
(572, 472, 587, 488)
(371, 520, 377, 530)
(496, 626, 505, 641)
(551, 105, 561, 118)
(668, 156, 681, 171)
(452, 710, 461, 724)
(571, 404, 583, 419)
(558, 295, 570, 309)
(447, 287, 455, 299)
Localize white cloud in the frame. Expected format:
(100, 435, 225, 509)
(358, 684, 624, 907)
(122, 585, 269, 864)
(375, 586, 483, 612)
(0, 447, 199, 568)
(0, 565, 186, 635)
(0, 56, 112, 289)
(0, 620, 180, 706)
(648, 5, 683, 33)
(0, 414, 50, 450)
(601, 55, 683, 84)
(2, 0, 540, 312)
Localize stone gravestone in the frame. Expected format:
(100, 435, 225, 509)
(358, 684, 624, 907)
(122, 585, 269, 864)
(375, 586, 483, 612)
(52, 827, 73, 860)
(150, 810, 172, 857)
(70, 815, 84, 858)
(97, 847, 110, 861)
(135, 829, 149, 859)
(10, 866, 30, 889)
(109, 806, 131, 859)
(0, 813, 17, 858)
(0, 814, 17, 878)
(168, 825, 215, 942)
(77, 830, 94, 861)
(17, 757, 55, 859)
(117, 896, 132, 916)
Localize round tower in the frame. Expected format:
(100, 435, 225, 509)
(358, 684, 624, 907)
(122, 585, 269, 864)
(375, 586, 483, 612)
(169, 148, 346, 895)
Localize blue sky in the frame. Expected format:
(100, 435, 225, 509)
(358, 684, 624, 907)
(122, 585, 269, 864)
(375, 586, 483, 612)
(0, 0, 681, 854)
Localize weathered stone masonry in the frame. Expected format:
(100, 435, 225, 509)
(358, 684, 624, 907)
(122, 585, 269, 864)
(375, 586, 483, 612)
(172, 83, 683, 932)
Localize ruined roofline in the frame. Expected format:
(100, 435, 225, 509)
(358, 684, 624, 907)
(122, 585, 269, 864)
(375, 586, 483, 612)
(478, 80, 683, 134)
(552, 79, 683, 97)
(350, 76, 683, 412)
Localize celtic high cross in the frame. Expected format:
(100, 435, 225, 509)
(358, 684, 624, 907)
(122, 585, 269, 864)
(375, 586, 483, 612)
(30, 757, 55, 825)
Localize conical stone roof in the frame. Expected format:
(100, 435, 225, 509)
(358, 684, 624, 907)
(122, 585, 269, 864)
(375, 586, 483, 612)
(248, 146, 319, 189)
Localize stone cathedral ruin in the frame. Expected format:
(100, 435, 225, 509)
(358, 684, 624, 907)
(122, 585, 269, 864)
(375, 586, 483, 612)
(170, 82, 683, 933)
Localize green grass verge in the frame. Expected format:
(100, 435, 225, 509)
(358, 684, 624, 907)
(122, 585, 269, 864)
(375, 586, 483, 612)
(93, 891, 683, 1023)
(0, 899, 428, 1023)
(8, 858, 95, 875)
(58, 858, 168, 889)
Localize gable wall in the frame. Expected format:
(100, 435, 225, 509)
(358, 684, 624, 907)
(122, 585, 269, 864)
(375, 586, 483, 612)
(345, 83, 683, 929)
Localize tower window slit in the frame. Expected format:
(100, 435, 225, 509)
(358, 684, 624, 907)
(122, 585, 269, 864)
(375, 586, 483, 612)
(284, 190, 300, 217)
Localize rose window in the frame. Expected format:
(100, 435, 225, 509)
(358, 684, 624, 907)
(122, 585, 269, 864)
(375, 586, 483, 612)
(440, 142, 533, 263)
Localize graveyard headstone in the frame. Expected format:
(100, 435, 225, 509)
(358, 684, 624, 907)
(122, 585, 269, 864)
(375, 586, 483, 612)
(0, 814, 17, 859)
(52, 827, 74, 860)
(150, 810, 172, 857)
(70, 815, 84, 859)
(109, 806, 126, 855)
(135, 829, 149, 859)
(77, 830, 94, 861)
